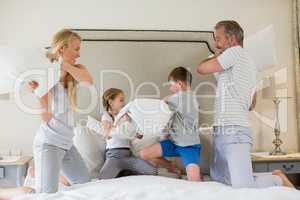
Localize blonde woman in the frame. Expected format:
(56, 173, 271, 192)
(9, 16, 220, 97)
(27, 29, 93, 193)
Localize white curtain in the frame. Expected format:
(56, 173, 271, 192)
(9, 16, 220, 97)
(293, 0, 300, 138)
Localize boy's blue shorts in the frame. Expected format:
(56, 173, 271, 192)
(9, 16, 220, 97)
(159, 139, 201, 168)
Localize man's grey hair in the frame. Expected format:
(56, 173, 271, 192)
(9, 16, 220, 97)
(215, 20, 244, 45)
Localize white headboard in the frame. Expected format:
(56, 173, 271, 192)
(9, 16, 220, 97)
(74, 29, 216, 173)
(74, 29, 216, 123)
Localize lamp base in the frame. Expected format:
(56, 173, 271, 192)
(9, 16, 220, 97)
(270, 149, 286, 156)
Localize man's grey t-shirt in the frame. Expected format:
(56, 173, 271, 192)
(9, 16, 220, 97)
(214, 45, 257, 127)
(166, 91, 200, 146)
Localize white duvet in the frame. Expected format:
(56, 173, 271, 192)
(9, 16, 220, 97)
(14, 176, 300, 200)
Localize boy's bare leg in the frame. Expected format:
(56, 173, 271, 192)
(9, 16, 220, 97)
(139, 143, 181, 177)
(150, 158, 181, 177)
(139, 143, 164, 162)
(272, 170, 295, 188)
(186, 164, 201, 182)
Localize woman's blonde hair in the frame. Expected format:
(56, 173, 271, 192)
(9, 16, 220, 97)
(102, 88, 124, 112)
(46, 29, 81, 109)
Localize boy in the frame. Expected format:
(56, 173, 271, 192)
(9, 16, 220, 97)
(140, 67, 201, 181)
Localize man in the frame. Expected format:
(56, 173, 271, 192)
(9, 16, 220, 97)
(197, 20, 294, 188)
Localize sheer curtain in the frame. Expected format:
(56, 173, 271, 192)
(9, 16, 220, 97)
(293, 0, 300, 138)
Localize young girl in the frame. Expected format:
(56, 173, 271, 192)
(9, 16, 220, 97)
(98, 88, 157, 179)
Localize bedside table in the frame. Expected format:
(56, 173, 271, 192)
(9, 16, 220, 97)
(251, 152, 300, 187)
(0, 156, 32, 187)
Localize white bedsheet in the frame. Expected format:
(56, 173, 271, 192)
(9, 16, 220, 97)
(14, 176, 300, 200)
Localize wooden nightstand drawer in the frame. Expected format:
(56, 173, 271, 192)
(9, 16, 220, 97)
(0, 167, 4, 179)
(253, 163, 268, 172)
(268, 162, 300, 174)
(0, 156, 32, 187)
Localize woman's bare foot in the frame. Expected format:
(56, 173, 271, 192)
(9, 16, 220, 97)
(59, 175, 71, 187)
(0, 187, 33, 200)
(272, 170, 295, 188)
(26, 166, 34, 177)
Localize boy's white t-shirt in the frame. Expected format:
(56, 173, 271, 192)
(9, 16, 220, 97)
(101, 111, 131, 149)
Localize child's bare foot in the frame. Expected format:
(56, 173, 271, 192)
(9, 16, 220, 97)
(0, 187, 33, 200)
(272, 170, 295, 188)
(167, 162, 182, 178)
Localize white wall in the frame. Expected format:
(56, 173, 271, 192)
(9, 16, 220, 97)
(0, 0, 298, 155)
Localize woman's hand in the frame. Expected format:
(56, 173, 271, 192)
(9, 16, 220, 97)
(27, 80, 39, 93)
(61, 61, 72, 72)
(60, 69, 68, 80)
(26, 80, 53, 122)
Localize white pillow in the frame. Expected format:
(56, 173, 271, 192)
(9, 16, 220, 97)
(73, 122, 106, 179)
(115, 98, 173, 137)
